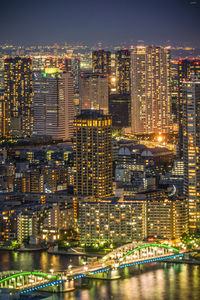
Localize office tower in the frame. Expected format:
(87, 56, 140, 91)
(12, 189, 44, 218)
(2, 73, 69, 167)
(131, 46, 171, 134)
(183, 81, 200, 233)
(92, 49, 111, 75)
(115, 49, 131, 94)
(3, 57, 33, 138)
(80, 73, 109, 113)
(178, 59, 200, 158)
(109, 94, 131, 128)
(33, 69, 74, 140)
(74, 110, 113, 199)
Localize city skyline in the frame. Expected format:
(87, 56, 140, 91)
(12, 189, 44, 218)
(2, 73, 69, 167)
(1, 0, 200, 47)
(0, 2, 200, 298)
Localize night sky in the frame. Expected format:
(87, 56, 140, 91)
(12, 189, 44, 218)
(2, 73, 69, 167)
(1, 0, 200, 46)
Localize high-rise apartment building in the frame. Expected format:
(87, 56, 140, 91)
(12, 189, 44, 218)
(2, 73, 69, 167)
(131, 46, 171, 134)
(0, 57, 4, 90)
(72, 58, 80, 95)
(17, 212, 37, 244)
(33, 69, 74, 140)
(80, 73, 109, 114)
(115, 49, 131, 94)
(183, 81, 200, 232)
(178, 59, 200, 158)
(170, 60, 179, 126)
(74, 110, 113, 199)
(3, 57, 33, 138)
(92, 50, 111, 75)
(0, 89, 3, 136)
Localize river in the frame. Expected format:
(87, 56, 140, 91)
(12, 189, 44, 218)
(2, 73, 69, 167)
(0, 251, 200, 300)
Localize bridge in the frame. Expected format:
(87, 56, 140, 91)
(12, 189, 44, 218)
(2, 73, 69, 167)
(0, 242, 184, 294)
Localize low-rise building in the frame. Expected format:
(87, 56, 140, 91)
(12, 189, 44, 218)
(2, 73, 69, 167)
(78, 190, 188, 244)
(79, 198, 144, 244)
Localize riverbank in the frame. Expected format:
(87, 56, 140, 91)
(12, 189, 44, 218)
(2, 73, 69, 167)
(0, 246, 103, 258)
(0, 247, 47, 252)
(17, 247, 47, 252)
(162, 258, 200, 265)
(47, 247, 103, 257)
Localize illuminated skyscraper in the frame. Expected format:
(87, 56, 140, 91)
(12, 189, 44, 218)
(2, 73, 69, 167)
(115, 49, 131, 94)
(170, 60, 179, 126)
(0, 89, 3, 136)
(130, 46, 171, 134)
(74, 110, 113, 199)
(178, 59, 200, 158)
(33, 69, 74, 140)
(183, 81, 200, 232)
(80, 73, 109, 114)
(92, 49, 111, 75)
(72, 57, 81, 95)
(0, 57, 4, 89)
(3, 57, 33, 138)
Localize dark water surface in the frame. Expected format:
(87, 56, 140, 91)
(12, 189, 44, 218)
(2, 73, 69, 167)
(0, 251, 200, 300)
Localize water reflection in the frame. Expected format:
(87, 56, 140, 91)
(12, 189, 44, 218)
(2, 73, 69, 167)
(0, 252, 200, 300)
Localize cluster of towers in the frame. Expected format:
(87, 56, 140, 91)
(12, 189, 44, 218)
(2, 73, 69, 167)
(2, 56, 77, 140)
(1, 48, 200, 232)
(77, 50, 200, 233)
(1, 46, 172, 139)
(84, 46, 171, 134)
